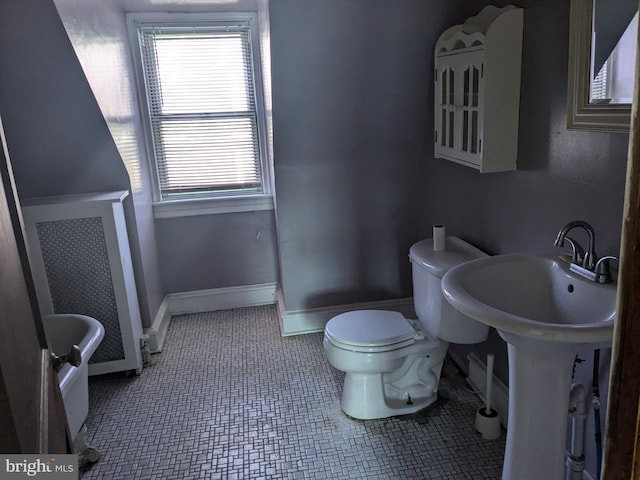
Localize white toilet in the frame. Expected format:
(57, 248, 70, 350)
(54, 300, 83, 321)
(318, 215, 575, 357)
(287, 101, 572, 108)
(323, 236, 489, 420)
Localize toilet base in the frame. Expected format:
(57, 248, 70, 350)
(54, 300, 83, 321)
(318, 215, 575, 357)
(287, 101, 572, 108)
(340, 352, 446, 420)
(341, 371, 439, 419)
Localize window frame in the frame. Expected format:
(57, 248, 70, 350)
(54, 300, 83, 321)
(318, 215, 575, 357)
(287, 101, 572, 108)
(127, 12, 273, 217)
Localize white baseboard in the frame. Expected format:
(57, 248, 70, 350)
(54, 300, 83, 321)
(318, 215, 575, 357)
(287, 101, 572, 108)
(143, 296, 171, 353)
(143, 283, 277, 353)
(279, 296, 416, 336)
(168, 282, 277, 314)
(275, 286, 287, 336)
(145, 285, 415, 346)
(466, 352, 510, 429)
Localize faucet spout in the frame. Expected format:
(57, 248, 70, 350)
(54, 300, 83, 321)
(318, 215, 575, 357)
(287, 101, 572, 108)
(554, 220, 597, 269)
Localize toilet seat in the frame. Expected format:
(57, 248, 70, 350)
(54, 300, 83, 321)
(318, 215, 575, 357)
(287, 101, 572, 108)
(325, 310, 426, 353)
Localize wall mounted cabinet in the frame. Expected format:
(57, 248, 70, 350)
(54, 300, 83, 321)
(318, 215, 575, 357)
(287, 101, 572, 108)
(434, 5, 523, 172)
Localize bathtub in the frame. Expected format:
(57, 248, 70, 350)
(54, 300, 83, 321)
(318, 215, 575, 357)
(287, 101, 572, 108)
(42, 314, 104, 446)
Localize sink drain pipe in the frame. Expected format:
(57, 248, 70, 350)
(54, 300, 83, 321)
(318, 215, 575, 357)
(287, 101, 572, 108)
(566, 383, 587, 480)
(592, 349, 603, 480)
(566, 350, 604, 480)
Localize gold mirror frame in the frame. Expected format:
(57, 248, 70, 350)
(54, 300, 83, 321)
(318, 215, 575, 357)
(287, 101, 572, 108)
(567, 0, 632, 132)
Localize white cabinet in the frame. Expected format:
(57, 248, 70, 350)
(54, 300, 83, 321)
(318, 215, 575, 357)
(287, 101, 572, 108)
(434, 6, 523, 172)
(436, 48, 485, 167)
(22, 191, 144, 376)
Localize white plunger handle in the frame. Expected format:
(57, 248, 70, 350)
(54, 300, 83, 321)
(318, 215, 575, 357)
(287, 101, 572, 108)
(485, 354, 494, 414)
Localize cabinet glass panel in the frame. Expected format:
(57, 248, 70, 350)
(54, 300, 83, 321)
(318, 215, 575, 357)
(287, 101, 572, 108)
(471, 111, 479, 153)
(463, 110, 469, 151)
(472, 66, 480, 107)
(464, 68, 470, 107)
(448, 69, 454, 105)
(448, 110, 454, 148)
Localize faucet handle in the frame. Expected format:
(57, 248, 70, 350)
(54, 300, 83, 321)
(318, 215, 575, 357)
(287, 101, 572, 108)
(583, 250, 598, 270)
(563, 236, 584, 265)
(51, 344, 82, 372)
(594, 256, 619, 284)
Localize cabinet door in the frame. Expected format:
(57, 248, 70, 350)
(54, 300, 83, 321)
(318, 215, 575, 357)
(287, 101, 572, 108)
(435, 49, 484, 168)
(435, 62, 456, 153)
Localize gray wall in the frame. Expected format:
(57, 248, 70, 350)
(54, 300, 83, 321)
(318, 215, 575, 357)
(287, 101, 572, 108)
(270, 0, 467, 311)
(0, 1, 129, 197)
(427, 4, 626, 474)
(53, 0, 280, 297)
(0, 0, 163, 328)
(270, 1, 626, 475)
(270, 0, 627, 370)
(0, 0, 278, 315)
(0, 1, 625, 475)
(155, 212, 278, 293)
(428, 0, 627, 385)
(52, 0, 165, 328)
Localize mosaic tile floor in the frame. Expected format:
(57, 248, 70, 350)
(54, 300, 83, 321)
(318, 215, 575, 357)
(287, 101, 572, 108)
(80, 305, 505, 479)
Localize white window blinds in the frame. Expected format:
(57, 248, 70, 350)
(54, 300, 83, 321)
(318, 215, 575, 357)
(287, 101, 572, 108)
(135, 20, 265, 200)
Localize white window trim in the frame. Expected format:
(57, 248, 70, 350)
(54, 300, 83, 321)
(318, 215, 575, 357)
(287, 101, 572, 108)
(127, 11, 273, 217)
(153, 194, 274, 219)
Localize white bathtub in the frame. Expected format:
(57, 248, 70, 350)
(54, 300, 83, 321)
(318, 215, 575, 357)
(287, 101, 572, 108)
(43, 314, 104, 440)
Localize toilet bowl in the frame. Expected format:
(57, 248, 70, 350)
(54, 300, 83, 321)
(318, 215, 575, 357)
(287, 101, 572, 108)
(324, 310, 448, 419)
(323, 236, 488, 420)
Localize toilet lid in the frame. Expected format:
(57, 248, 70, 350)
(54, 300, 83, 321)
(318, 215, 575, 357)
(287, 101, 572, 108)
(324, 310, 418, 348)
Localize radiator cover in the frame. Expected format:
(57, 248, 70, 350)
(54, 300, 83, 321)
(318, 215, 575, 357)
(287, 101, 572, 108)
(22, 191, 143, 375)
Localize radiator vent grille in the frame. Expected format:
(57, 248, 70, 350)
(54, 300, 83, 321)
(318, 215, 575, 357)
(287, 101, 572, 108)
(36, 217, 125, 363)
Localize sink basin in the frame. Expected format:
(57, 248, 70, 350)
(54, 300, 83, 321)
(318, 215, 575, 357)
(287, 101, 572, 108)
(441, 253, 617, 350)
(441, 252, 617, 480)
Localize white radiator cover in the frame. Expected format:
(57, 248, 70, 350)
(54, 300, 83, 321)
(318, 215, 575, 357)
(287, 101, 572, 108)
(22, 190, 143, 375)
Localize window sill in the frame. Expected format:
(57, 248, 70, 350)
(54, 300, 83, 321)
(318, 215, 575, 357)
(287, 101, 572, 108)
(153, 194, 274, 219)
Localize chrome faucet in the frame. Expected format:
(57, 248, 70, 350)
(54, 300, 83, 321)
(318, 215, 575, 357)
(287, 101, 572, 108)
(554, 220, 597, 269)
(554, 220, 616, 283)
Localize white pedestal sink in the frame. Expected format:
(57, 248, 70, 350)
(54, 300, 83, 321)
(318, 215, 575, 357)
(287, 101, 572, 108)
(441, 253, 617, 480)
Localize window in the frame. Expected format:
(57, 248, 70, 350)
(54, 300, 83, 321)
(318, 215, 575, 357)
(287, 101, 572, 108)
(591, 12, 638, 104)
(128, 13, 271, 213)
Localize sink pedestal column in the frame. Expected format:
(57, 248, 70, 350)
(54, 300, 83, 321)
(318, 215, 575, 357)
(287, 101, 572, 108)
(501, 338, 577, 480)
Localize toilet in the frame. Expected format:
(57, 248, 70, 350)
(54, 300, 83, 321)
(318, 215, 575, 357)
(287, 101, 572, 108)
(323, 236, 489, 420)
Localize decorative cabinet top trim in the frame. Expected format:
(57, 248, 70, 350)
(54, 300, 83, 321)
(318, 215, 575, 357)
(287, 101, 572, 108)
(436, 5, 520, 54)
(434, 5, 523, 173)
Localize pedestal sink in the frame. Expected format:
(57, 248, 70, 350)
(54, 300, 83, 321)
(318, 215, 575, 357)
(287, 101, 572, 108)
(441, 253, 617, 480)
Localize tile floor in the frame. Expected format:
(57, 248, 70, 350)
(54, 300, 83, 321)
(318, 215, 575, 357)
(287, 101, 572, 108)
(80, 305, 505, 479)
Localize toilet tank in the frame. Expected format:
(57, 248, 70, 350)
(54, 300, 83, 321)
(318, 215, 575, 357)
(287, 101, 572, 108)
(409, 236, 489, 343)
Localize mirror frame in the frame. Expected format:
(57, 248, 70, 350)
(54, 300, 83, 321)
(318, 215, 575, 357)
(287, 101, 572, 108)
(567, 0, 632, 132)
